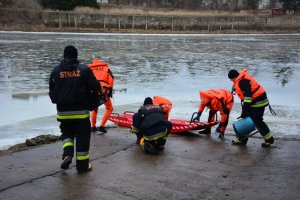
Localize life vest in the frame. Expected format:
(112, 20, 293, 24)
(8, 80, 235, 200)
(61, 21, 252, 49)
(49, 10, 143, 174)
(139, 105, 165, 130)
(152, 96, 172, 119)
(88, 58, 113, 88)
(233, 68, 265, 102)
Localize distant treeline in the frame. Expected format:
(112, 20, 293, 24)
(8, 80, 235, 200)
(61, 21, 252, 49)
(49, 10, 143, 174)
(107, 0, 300, 11)
(1, 0, 299, 11)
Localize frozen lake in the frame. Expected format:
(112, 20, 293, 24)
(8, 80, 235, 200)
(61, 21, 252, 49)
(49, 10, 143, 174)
(0, 31, 300, 149)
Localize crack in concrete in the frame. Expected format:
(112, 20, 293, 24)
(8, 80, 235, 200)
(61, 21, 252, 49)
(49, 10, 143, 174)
(0, 143, 136, 193)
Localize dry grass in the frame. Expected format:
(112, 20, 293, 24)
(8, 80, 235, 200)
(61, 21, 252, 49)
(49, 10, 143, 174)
(5, 0, 42, 10)
(73, 6, 261, 17)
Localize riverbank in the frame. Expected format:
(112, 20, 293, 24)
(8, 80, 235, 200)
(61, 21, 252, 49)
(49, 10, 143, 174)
(0, 126, 300, 199)
(1, 8, 300, 34)
(1, 24, 300, 34)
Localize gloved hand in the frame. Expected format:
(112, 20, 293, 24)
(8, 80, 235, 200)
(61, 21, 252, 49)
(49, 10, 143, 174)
(243, 101, 251, 110)
(192, 111, 202, 122)
(129, 126, 138, 134)
(108, 88, 113, 98)
(237, 104, 249, 119)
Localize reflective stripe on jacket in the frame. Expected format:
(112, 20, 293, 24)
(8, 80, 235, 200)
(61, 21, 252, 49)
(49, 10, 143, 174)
(57, 110, 90, 120)
(143, 129, 168, 141)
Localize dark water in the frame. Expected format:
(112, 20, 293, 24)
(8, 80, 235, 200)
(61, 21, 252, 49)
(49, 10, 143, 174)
(0, 32, 300, 148)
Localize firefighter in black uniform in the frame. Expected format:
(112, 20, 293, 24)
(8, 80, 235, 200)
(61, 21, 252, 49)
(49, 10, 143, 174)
(131, 97, 173, 155)
(49, 46, 102, 172)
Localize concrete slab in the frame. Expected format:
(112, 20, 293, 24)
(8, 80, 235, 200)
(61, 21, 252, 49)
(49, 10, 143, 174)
(0, 127, 300, 200)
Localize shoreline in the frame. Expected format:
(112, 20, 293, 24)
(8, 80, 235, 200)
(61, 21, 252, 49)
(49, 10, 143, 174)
(2, 129, 300, 154)
(1, 25, 300, 34)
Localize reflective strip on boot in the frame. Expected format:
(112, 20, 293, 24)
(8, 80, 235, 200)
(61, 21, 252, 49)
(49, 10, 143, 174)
(232, 139, 242, 144)
(264, 133, 273, 140)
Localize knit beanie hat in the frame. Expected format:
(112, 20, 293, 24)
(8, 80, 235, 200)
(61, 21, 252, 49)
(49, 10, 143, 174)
(143, 97, 153, 106)
(228, 69, 239, 79)
(63, 45, 78, 59)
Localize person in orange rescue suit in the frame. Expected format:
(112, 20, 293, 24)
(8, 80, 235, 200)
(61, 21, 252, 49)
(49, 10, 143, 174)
(131, 97, 173, 155)
(228, 68, 274, 147)
(192, 89, 234, 139)
(88, 58, 115, 134)
(152, 96, 173, 120)
(49, 46, 102, 173)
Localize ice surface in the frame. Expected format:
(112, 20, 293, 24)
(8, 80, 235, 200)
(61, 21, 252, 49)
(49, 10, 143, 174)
(0, 32, 299, 149)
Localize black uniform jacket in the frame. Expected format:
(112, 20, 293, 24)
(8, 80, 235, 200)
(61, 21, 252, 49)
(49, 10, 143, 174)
(49, 59, 101, 112)
(133, 104, 168, 137)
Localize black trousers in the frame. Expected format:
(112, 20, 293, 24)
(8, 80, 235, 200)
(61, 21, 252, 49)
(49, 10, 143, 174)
(247, 106, 270, 137)
(60, 119, 91, 171)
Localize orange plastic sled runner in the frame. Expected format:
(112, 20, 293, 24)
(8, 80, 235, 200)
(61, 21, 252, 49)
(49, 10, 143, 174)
(108, 111, 219, 133)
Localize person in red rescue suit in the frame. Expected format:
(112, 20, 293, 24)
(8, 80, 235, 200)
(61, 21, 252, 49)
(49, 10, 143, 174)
(49, 46, 102, 172)
(88, 58, 115, 134)
(228, 68, 274, 147)
(131, 97, 173, 155)
(192, 89, 234, 139)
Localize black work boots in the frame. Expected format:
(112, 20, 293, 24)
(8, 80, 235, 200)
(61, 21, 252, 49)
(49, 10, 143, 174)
(262, 136, 274, 148)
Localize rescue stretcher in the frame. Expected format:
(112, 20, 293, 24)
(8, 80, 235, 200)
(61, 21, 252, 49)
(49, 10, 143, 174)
(108, 111, 219, 133)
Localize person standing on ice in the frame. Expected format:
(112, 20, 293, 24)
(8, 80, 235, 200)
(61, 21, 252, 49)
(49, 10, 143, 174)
(88, 58, 115, 134)
(192, 89, 234, 139)
(49, 46, 101, 172)
(131, 97, 173, 155)
(228, 68, 274, 147)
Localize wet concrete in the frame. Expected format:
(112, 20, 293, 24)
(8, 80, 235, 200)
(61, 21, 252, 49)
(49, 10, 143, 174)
(0, 127, 300, 200)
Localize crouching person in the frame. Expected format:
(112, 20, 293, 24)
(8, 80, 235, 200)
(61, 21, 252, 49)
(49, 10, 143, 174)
(131, 97, 173, 155)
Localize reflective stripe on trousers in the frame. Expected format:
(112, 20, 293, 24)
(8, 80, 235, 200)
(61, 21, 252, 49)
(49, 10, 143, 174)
(62, 138, 74, 149)
(76, 151, 90, 161)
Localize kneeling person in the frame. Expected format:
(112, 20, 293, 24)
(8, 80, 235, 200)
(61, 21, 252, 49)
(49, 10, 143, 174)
(132, 97, 173, 155)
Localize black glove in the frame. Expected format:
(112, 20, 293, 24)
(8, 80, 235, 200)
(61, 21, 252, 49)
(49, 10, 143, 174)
(243, 101, 251, 110)
(238, 105, 249, 119)
(108, 88, 113, 98)
(192, 111, 202, 122)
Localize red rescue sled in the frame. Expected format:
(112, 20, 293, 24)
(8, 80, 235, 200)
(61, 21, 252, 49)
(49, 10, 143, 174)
(108, 111, 219, 133)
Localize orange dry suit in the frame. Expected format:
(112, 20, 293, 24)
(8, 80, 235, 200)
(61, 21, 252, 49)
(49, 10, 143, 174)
(232, 68, 272, 139)
(152, 96, 173, 120)
(198, 89, 234, 134)
(88, 58, 114, 128)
